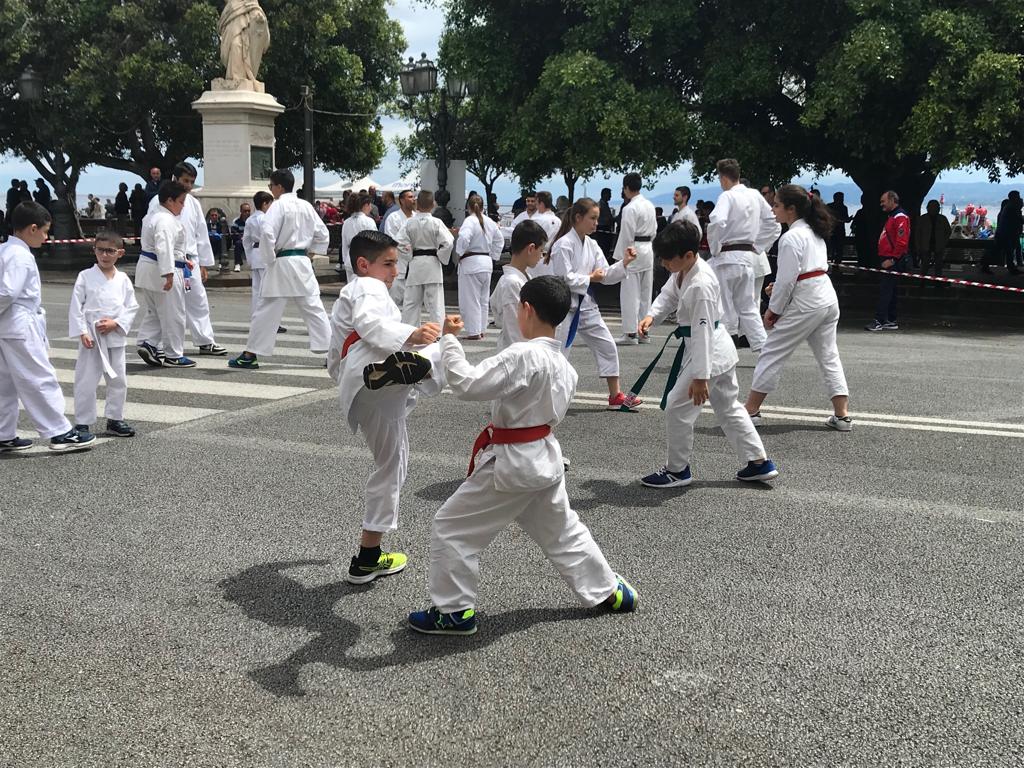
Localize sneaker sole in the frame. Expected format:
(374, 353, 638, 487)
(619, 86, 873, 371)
(49, 441, 95, 452)
(162, 361, 197, 368)
(826, 420, 853, 433)
(408, 622, 478, 636)
(106, 431, 135, 438)
(640, 476, 692, 488)
(199, 349, 228, 356)
(363, 352, 431, 390)
(228, 360, 259, 370)
(345, 561, 407, 585)
(608, 403, 641, 412)
(0, 444, 33, 452)
(738, 470, 779, 482)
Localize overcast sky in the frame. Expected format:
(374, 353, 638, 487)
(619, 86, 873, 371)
(0, 0, 1011, 203)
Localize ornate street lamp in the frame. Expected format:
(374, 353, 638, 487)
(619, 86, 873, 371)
(18, 66, 43, 102)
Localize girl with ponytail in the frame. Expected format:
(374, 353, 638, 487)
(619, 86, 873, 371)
(546, 197, 640, 411)
(454, 193, 504, 339)
(742, 184, 852, 432)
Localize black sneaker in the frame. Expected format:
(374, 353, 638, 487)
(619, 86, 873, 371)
(162, 356, 197, 368)
(864, 320, 885, 332)
(0, 437, 33, 452)
(49, 428, 96, 452)
(198, 343, 228, 356)
(106, 420, 136, 437)
(363, 351, 431, 390)
(137, 342, 164, 367)
(277, 326, 287, 334)
(74, 423, 91, 434)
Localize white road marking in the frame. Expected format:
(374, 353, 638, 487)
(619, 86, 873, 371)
(20, 396, 221, 425)
(47, 347, 326, 365)
(51, 368, 314, 400)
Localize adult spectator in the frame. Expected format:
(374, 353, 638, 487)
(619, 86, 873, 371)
(129, 183, 147, 236)
(33, 179, 52, 208)
(510, 192, 526, 217)
(17, 180, 31, 204)
(85, 195, 104, 219)
(367, 185, 382, 220)
(378, 191, 397, 229)
(826, 192, 852, 264)
(760, 186, 775, 205)
(5, 179, 21, 233)
(206, 208, 227, 267)
(114, 183, 130, 217)
(432, 189, 455, 229)
(143, 167, 162, 204)
(487, 192, 500, 221)
(850, 194, 873, 266)
(555, 195, 570, 216)
(655, 207, 667, 232)
(669, 185, 700, 230)
(865, 190, 910, 332)
(230, 202, 252, 272)
(915, 199, 951, 278)
(104, 198, 116, 218)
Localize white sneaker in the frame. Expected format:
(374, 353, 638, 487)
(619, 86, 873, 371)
(233, 265, 241, 272)
(614, 334, 639, 346)
(750, 412, 764, 427)
(826, 415, 853, 432)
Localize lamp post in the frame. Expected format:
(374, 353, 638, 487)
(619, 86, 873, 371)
(301, 85, 315, 204)
(399, 53, 478, 209)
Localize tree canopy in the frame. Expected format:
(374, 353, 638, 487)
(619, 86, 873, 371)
(0, 0, 404, 200)
(442, 0, 1024, 213)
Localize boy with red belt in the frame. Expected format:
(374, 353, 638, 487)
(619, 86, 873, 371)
(408, 276, 638, 636)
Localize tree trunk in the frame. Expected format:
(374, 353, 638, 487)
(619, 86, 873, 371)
(847, 160, 937, 267)
(563, 169, 578, 202)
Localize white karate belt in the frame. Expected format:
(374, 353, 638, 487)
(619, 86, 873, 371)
(86, 309, 118, 379)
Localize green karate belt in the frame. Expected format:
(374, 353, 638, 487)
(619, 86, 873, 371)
(620, 322, 719, 411)
(277, 248, 308, 257)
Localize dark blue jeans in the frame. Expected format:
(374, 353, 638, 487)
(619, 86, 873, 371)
(876, 255, 908, 323)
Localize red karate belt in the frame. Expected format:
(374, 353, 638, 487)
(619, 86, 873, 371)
(341, 330, 360, 358)
(797, 269, 828, 281)
(467, 423, 552, 476)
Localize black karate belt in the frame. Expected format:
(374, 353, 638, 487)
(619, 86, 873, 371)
(412, 249, 438, 257)
(462, 251, 489, 257)
(721, 243, 756, 252)
(634, 236, 653, 242)
(621, 322, 719, 412)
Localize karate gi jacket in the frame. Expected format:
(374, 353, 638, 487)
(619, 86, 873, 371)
(148, 193, 215, 266)
(341, 212, 378, 274)
(136, 208, 186, 293)
(258, 193, 329, 298)
(548, 229, 627, 315)
(455, 215, 503, 275)
(613, 193, 658, 273)
(489, 265, 528, 351)
(0, 237, 46, 341)
(242, 210, 267, 270)
(396, 212, 454, 287)
(768, 219, 838, 316)
(706, 184, 781, 266)
(329, 276, 418, 432)
(442, 335, 575, 492)
(68, 266, 138, 347)
(670, 205, 701, 232)
(648, 257, 737, 381)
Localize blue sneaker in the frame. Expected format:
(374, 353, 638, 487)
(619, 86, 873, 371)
(161, 356, 197, 368)
(49, 428, 96, 452)
(737, 459, 779, 482)
(136, 342, 164, 367)
(0, 437, 33, 452)
(408, 606, 478, 636)
(605, 574, 638, 613)
(640, 466, 692, 488)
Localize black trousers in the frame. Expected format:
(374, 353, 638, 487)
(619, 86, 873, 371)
(876, 256, 908, 323)
(919, 248, 944, 277)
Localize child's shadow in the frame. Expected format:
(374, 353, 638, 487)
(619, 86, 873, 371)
(221, 560, 589, 698)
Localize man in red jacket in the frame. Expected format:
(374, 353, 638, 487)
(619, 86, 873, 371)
(866, 190, 911, 331)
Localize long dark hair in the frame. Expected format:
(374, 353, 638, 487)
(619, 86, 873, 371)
(548, 197, 599, 264)
(776, 184, 835, 240)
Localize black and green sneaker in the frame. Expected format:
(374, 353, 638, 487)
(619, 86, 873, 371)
(345, 551, 408, 584)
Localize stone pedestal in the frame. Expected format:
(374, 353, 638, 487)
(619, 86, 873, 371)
(419, 160, 467, 225)
(191, 86, 284, 218)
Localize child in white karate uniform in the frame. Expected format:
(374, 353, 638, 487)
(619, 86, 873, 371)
(490, 220, 547, 351)
(408, 276, 638, 636)
(744, 184, 851, 432)
(637, 220, 779, 487)
(0, 202, 95, 452)
(328, 230, 445, 585)
(454, 194, 503, 339)
(69, 232, 139, 438)
(547, 197, 638, 410)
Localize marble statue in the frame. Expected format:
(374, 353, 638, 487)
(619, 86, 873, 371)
(218, 0, 271, 86)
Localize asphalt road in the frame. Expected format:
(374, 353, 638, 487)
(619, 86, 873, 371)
(2, 283, 1023, 767)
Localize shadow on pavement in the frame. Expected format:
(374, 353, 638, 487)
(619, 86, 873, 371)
(221, 560, 592, 698)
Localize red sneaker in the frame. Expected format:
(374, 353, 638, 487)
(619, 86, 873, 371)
(607, 392, 642, 412)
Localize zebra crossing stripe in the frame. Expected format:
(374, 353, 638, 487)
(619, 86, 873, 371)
(49, 369, 315, 400)
(18, 396, 223, 425)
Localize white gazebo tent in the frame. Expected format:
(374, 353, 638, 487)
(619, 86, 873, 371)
(377, 172, 421, 193)
(314, 175, 382, 198)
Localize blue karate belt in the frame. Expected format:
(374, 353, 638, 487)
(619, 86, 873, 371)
(621, 321, 720, 411)
(140, 250, 192, 278)
(565, 286, 597, 348)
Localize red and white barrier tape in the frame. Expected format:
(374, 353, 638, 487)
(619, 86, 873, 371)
(840, 264, 1024, 294)
(44, 237, 140, 245)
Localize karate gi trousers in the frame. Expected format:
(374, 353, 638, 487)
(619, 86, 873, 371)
(135, 281, 186, 359)
(556, 305, 620, 378)
(664, 364, 765, 472)
(183, 267, 216, 346)
(0, 322, 71, 440)
(458, 272, 491, 336)
(619, 269, 653, 338)
(713, 262, 767, 350)
(250, 269, 265, 315)
(402, 282, 444, 328)
(751, 303, 848, 398)
(74, 345, 127, 424)
(389, 277, 406, 310)
(247, 294, 331, 356)
(429, 458, 617, 613)
(353, 386, 414, 533)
